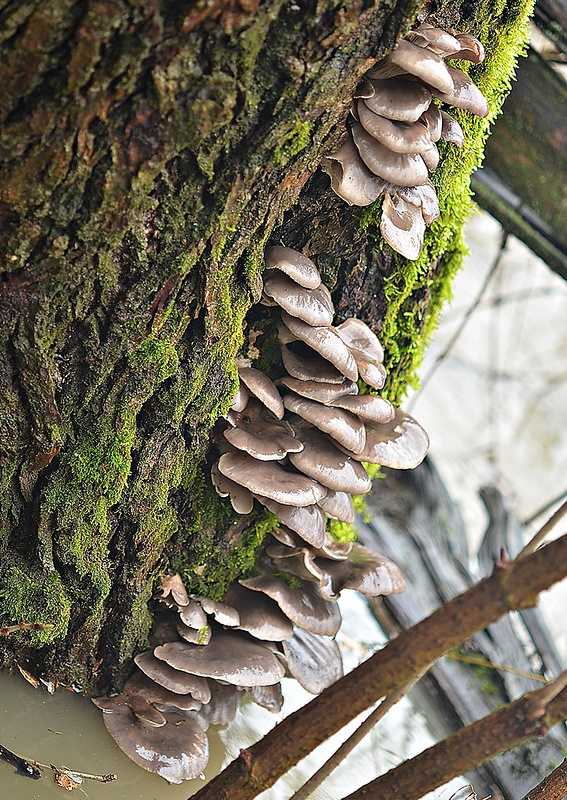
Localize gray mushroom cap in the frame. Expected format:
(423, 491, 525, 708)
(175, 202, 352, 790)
(154, 630, 286, 686)
(357, 358, 387, 390)
(123, 673, 205, 715)
(422, 142, 440, 172)
(452, 33, 485, 64)
(251, 683, 284, 713)
(345, 407, 430, 468)
(321, 133, 387, 206)
(281, 312, 359, 382)
(223, 398, 303, 461)
(360, 77, 433, 123)
(193, 595, 240, 627)
(253, 493, 327, 548)
(99, 703, 209, 783)
(351, 121, 429, 187)
(238, 366, 284, 419)
(382, 39, 455, 95)
(440, 110, 464, 146)
(288, 425, 371, 494)
(284, 392, 366, 455)
(211, 461, 254, 515)
(200, 680, 242, 727)
(218, 451, 327, 507)
(430, 65, 489, 117)
(329, 393, 395, 424)
(335, 317, 384, 365)
(281, 344, 347, 384)
(380, 192, 426, 261)
(240, 573, 342, 636)
(230, 383, 250, 412)
(408, 24, 461, 57)
(263, 271, 335, 327)
(318, 489, 356, 523)
(264, 246, 321, 289)
(176, 619, 212, 646)
(420, 103, 443, 142)
(134, 651, 211, 702)
(282, 627, 344, 694)
(319, 542, 407, 597)
(223, 583, 294, 641)
(356, 100, 433, 155)
(278, 375, 358, 404)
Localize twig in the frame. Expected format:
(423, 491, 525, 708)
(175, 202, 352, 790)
(0, 622, 53, 636)
(524, 487, 567, 526)
(289, 678, 417, 800)
(0, 744, 117, 785)
(446, 651, 549, 683)
(190, 534, 567, 800)
(516, 498, 567, 558)
(340, 674, 567, 800)
(520, 758, 567, 800)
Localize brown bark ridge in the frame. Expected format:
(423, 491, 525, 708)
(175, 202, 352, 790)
(0, 0, 534, 690)
(190, 535, 567, 800)
(521, 759, 567, 800)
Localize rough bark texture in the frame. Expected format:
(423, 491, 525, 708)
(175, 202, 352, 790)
(0, 0, 534, 691)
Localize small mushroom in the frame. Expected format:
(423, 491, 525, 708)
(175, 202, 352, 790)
(238, 366, 284, 419)
(316, 542, 407, 597)
(240, 573, 342, 636)
(335, 317, 384, 365)
(223, 398, 304, 461)
(253, 493, 327, 548)
(408, 25, 461, 57)
(263, 271, 335, 327)
(282, 627, 343, 694)
(430, 65, 489, 117)
(281, 312, 358, 382)
(345, 407, 429, 469)
(250, 683, 284, 713)
(421, 142, 440, 172)
(317, 490, 356, 523)
(281, 343, 347, 384)
(193, 596, 240, 628)
(284, 392, 367, 455)
(440, 110, 464, 146)
(357, 358, 387, 390)
(154, 630, 286, 687)
(329, 393, 395, 424)
(211, 461, 254, 514)
(176, 619, 212, 646)
(158, 573, 190, 607)
(288, 425, 371, 494)
(380, 192, 426, 260)
(265, 246, 321, 289)
(218, 451, 327, 507)
(360, 78, 433, 123)
(351, 121, 429, 186)
(134, 651, 211, 702)
(356, 101, 433, 154)
(380, 39, 455, 95)
(452, 33, 485, 64)
(200, 680, 243, 727)
(278, 375, 358, 404)
(230, 383, 250, 412)
(321, 133, 387, 206)
(223, 583, 294, 641)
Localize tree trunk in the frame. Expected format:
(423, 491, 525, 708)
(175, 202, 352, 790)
(0, 0, 534, 691)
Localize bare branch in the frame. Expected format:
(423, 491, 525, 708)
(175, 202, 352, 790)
(520, 759, 567, 800)
(517, 498, 567, 558)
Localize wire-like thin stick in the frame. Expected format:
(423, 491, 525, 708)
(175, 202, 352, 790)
(0, 744, 117, 785)
(408, 231, 508, 413)
(524, 489, 567, 526)
(289, 678, 418, 800)
(446, 651, 549, 683)
(516, 499, 567, 559)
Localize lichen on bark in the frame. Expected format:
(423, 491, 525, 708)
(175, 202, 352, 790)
(0, 0, 534, 691)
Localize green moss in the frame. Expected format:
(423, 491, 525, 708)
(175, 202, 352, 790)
(274, 571, 302, 589)
(273, 118, 313, 166)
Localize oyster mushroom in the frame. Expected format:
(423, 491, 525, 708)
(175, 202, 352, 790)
(282, 627, 343, 694)
(223, 398, 303, 461)
(345, 407, 430, 469)
(134, 651, 211, 702)
(223, 583, 294, 641)
(265, 246, 321, 289)
(321, 133, 387, 206)
(251, 683, 284, 713)
(288, 425, 371, 495)
(253, 493, 327, 548)
(351, 121, 429, 186)
(360, 78, 433, 122)
(430, 65, 489, 117)
(263, 272, 335, 327)
(284, 392, 367, 455)
(281, 312, 358, 382)
(238, 366, 284, 419)
(211, 461, 254, 514)
(379, 39, 455, 95)
(278, 375, 358, 405)
(281, 343, 347, 384)
(356, 101, 433, 154)
(380, 192, 427, 261)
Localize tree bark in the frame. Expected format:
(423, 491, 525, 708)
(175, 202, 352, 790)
(0, 0, 535, 691)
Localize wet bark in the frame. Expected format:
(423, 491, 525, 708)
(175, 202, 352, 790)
(0, 0, 534, 691)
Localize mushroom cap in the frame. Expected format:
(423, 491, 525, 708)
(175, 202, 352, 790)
(422, 142, 440, 172)
(263, 271, 335, 327)
(383, 39, 455, 95)
(176, 619, 212, 646)
(177, 598, 209, 630)
(357, 358, 387, 390)
(100, 705, 209, 783)
(345, 407, 429, 468)
(223, 583, 294, 641)
(452, 33, 485, 64)
(288, 425, 371, 494)
(251, 683, 284, 713)
(281, 312, 359, 381)
(264, 246, 321, 289)
(380, 192, 426, 261)
(284, 392, 367, 455)
(158, 573, 190, 607)
(211, 461, 254, 514)
(123, 673, 205, 715)
(360, 77, 433, 122)
(135, 651, 211, 702)
(253, 493, 327, 548)
(420, 103, 443, 142)
(218, 451, 327, 507)
(230, 383, 250, 412)
(321, 133, 387, 206)
(281, 343, 347, 384)
(356, 100, 433, 155)
(278, 376, 358, 405)
(408, 25, 461, 57)
(319, 542, 407, 597)
(200, 680, 242, 727)
(240, 573, 342, 636)
(317, 490, 356, 523)
(329, 393, 395, 424)
(154, 630, 286, 686)
(282, 627, 343, 694)
(440, 110, 464, 146)
(396, 181, 439, 225)
(334, 318, 384, 365)
(238, 366, 284, 419)
(193, 595, 240, 627)
(431, 65, 489, 117)
(223, 398, 303, 461)
(351, 121, 429, 187)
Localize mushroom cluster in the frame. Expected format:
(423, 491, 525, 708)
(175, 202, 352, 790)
(322, 23, 488, 259)
(93, 246, 430, 783)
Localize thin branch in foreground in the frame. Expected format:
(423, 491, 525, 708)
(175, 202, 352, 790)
(517, 497, 567, 558)
(190, 534, 567, 800)
(446, 650, 550, 683)
(520, 758, 567, 800)
(289, 678, 418, 800)
(340, 673, 567, 800)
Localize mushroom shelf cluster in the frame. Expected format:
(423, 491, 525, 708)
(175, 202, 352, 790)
(322, 23, 488, 260)
(93, 246, 430, 783)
